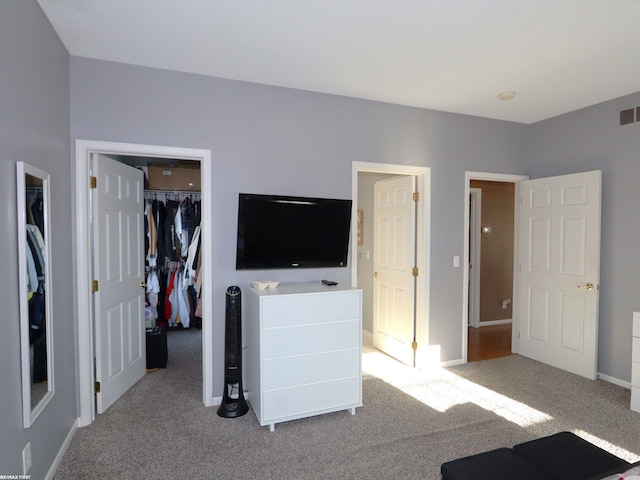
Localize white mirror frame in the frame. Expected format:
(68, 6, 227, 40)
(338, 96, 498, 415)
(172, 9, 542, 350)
(17, 161, 54, 428)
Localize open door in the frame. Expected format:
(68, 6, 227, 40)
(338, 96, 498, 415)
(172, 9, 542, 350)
(373, 175, 417, 366)
(468, 188, 482, 328)
(92, 154, 146, 413)
(517, 170, 601, 380)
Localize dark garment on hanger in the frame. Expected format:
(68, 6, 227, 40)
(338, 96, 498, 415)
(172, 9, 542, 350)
(191, 225, 201, 272)
(156, 269, 168, 326)
(164, 200, 180, 261)
(26, 228, 45, 288)
(32, 333, 48, 383)
(30, 195, 44, 235)
(154, 200, 167, 264)
(183, 198, 200, 246)
(29, 292, 45, 342)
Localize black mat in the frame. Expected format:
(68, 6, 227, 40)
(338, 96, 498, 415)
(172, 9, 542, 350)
(441, 447, 550, 480)
(513, 431, 630, 480)
(441, 432, 631, 480)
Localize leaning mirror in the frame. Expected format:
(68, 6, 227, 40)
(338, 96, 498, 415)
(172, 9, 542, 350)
(17, 162, 54, 428)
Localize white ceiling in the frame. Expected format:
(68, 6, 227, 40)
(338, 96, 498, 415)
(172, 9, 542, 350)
(38, 0, 640, 124)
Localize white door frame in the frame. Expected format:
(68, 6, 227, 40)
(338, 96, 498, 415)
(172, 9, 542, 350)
(74, 139, 214, 427)
(462, 171, 528, 364)
(468, 188, 482, 328)
(351, 161, 432, 367)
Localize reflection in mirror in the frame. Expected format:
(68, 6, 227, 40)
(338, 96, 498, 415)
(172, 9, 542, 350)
(17, 162, 54, 428)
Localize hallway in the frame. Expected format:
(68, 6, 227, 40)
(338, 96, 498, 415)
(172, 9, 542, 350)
(468, 324, 512, 362)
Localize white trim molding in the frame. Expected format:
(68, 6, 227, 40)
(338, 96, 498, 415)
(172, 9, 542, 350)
(351, 161, 432, 368)
(74, 139, 213, 427)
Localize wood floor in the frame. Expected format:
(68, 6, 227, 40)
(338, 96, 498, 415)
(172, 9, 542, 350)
(467, 323, 513, 362)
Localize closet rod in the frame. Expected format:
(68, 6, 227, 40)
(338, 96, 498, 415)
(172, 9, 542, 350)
(144, 189, 200, 195)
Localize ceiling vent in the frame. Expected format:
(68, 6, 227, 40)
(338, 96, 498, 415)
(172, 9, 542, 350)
(619, 108, 635, 126)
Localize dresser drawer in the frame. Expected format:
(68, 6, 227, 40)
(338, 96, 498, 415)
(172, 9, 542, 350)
(262, 319, 360, 359)
(263, 348, 360, 390)
(261, 290, 360, 328)
(262, 377, 361, 422)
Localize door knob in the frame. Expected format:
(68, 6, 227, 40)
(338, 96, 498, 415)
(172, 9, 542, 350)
(373, 272, 378, 278)
(140, 282, 147, 289)
(577, 282, 594, 291)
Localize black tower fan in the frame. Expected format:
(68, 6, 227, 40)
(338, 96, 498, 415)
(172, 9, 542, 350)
(217, 285, 249, 418)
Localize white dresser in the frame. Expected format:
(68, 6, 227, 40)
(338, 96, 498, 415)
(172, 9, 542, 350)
(632, 312, 640, 413)
(245, 282, 362, 431)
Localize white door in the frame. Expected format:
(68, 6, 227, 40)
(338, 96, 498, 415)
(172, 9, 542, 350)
(92, 154, 146, 413)
(373, 175, 417, 366)
(468, 188, 482, 328)
(517, 170, 601, 379)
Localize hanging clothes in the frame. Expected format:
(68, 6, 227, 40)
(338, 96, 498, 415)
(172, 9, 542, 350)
(145, 201, 160, 328)
(143, 190, 202, 329)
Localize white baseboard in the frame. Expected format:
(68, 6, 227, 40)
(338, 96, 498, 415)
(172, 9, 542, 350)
(472, 319, 512, 328)
(45, 417, 79, 480)
(440, 358, 465, 368)
(598, 372, 631, 390)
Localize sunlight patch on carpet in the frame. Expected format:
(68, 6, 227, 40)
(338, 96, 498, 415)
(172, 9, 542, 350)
(572, 429, 640, 463)
(363, 350, 553, 427)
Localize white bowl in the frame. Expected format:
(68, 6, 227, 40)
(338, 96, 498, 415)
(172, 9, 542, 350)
(252, 281, 279, 289)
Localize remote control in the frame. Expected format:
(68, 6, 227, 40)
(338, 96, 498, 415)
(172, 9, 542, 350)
(321, 280, 338, 286)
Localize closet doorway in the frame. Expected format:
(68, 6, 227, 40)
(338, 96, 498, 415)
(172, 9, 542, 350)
(74, 140, 213, 427)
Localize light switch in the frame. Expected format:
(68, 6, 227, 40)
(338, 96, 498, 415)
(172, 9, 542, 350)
(453, 256, 460, 268)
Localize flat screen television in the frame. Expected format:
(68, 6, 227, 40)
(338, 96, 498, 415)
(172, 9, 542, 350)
(235, 193, 352, 270)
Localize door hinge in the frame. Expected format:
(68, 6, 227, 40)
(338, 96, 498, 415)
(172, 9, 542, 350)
(413, 191, 420, 202)
(94, 381, 101, 393)
(90, 176, 97, 189)
(411, 341, 418, 351)
(412, 267, 419, 277)
(92, 280, 99, 292)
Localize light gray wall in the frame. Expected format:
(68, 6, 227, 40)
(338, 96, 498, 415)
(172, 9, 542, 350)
(0, 1, 75, 477)
(5, 3, 639, 475)
(528, 92, 640, 382)
(70, 57, 528, 395)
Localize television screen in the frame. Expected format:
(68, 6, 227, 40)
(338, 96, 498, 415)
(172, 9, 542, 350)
(235, 193, 352, 270)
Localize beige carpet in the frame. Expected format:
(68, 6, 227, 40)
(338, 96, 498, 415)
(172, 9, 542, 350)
(54, 329, 640, 479)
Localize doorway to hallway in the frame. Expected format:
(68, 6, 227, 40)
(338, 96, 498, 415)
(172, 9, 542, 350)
(467, 324, 512, 362)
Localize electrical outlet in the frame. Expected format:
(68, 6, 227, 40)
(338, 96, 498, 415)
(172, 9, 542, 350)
(22, 442, 32, 474)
